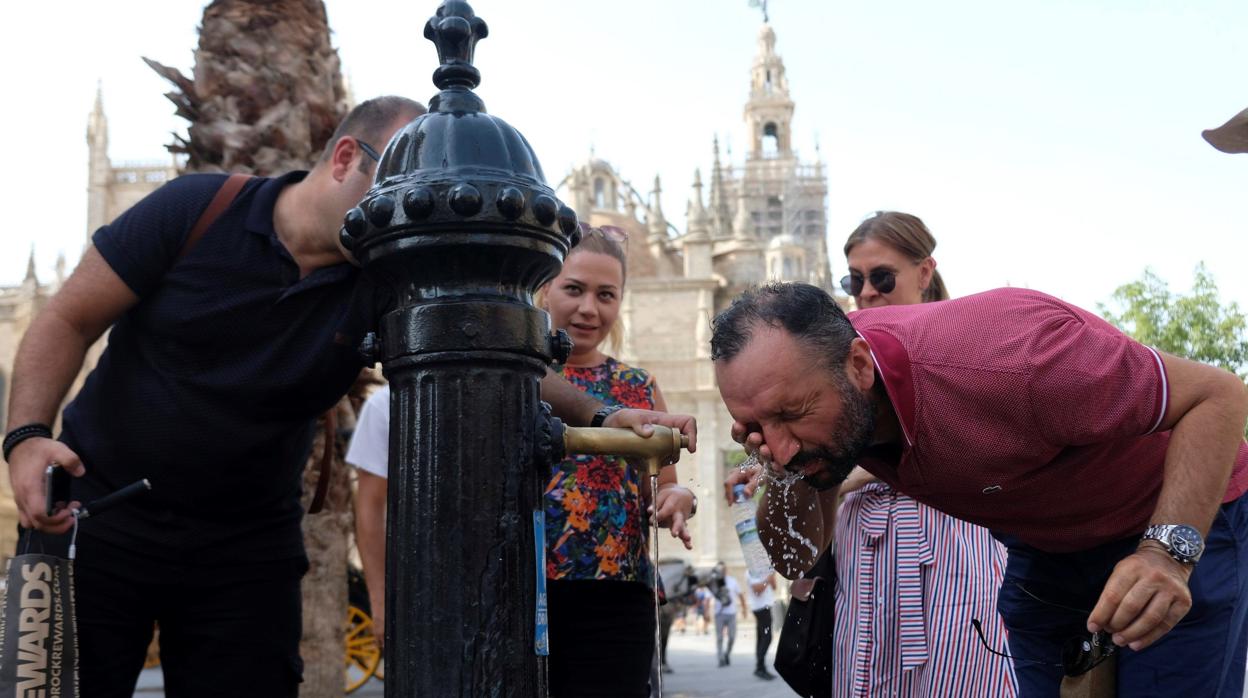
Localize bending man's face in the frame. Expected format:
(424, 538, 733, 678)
(716, 327, 876, 491)
(782, 373, 875, 489)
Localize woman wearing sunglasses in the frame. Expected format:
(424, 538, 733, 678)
(833, 212, 1018, 696)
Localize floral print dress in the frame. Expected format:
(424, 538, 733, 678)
(544, 357, 656, 587)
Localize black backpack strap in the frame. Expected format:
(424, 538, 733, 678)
(307, 407, 337, 515)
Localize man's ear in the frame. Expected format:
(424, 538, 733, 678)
(845, 338, 876, 391)
(328, 136, 359, 183)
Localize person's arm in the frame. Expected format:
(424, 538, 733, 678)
(345, 388, 391, 645)
(6, 247, 138, 533)
(541, 366, 699, 450)
(354, 470, 388, 648)
(723, 421, 838, 579)
(649, 383, 695, 550)
(540, 367, 602, 426)
(1089, 352, 1248, 650)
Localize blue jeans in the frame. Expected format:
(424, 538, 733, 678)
(994, 495, 1248, 697)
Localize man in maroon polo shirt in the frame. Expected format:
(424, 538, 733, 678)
(713, 282, 1248, 697)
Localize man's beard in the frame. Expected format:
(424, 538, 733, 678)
(785, 374, 876, 491)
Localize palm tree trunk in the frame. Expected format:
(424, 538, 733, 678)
(299, 399, 356, 696)
(146, 0, 349, 175)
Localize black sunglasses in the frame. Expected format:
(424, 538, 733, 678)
(839, 269, 896, 296)
(971, 619, 1116, 678)
(969, 582, 1117, 678)
(357, 139, 381, 163)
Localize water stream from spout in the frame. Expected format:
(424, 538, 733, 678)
(649, 471, 663, 697)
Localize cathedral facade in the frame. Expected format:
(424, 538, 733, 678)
(558, 22, 839, 569)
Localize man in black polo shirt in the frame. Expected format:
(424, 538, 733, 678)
(4, 96, 697, 697)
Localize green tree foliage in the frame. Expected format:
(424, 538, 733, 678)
(1100, 264, 1248, 438)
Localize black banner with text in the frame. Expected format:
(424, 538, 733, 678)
(0, 554, 78, 698)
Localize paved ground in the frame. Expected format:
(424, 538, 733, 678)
(126, 628, 1248, 697)
(134, 620, 796, 697)
(661, 622, 796, 698)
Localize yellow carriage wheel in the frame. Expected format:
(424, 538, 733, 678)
(345, 604, 381, 693)
(143, 625, 161, 669)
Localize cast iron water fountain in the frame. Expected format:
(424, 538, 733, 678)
(340, 2, 690, 695)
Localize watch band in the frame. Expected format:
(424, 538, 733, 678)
(590, 404, 625, 428)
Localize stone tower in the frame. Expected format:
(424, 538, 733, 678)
(86, 84, 112, 246)
(718, 19, 833, 302)
(85, 86, 179, 249)
(744, 24, 795, 159)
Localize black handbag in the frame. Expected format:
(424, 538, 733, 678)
(773, 547, 835, 698)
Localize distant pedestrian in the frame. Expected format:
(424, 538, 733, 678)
(747, 570, 777, 680)
(711, 562, 747, 667)
(694, 586, 712, 635)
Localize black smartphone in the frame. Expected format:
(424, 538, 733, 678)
(45, 464, 72, 517)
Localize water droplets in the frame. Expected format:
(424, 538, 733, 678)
(733, 450, 820, 565)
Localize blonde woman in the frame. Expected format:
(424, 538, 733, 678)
(540, 225, 695, 698)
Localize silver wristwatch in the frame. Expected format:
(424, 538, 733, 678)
(1141, 524, 1205, 565)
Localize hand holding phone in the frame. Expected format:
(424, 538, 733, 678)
(5, 435, 85, 533)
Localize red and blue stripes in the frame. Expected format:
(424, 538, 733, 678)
(834, 483, 1018, 697)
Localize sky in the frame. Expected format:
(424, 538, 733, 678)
(0, 0, 1244, 314)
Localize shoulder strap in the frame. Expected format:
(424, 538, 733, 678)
(307, 407, 337, 514)
(177, 173, 254, 260)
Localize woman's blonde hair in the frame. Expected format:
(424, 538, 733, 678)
(536, 226, 629, 354)
(843, 211, 948, 302)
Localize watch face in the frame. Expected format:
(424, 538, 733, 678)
(1170, 525, 1204, 558)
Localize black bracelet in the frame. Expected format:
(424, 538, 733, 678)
(3, 423, 53, 461)
(590, 404, 625, 428)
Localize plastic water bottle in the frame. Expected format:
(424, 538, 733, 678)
(732, 484, 773, 578)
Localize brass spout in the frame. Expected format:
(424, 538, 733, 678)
(562, 426, 690, 476)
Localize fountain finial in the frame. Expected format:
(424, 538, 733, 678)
(424, 0, 489, 91)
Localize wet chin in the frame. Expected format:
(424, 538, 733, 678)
(787, 449, 859, 492)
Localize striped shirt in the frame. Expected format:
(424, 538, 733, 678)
(834, 483, 1018, 697)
